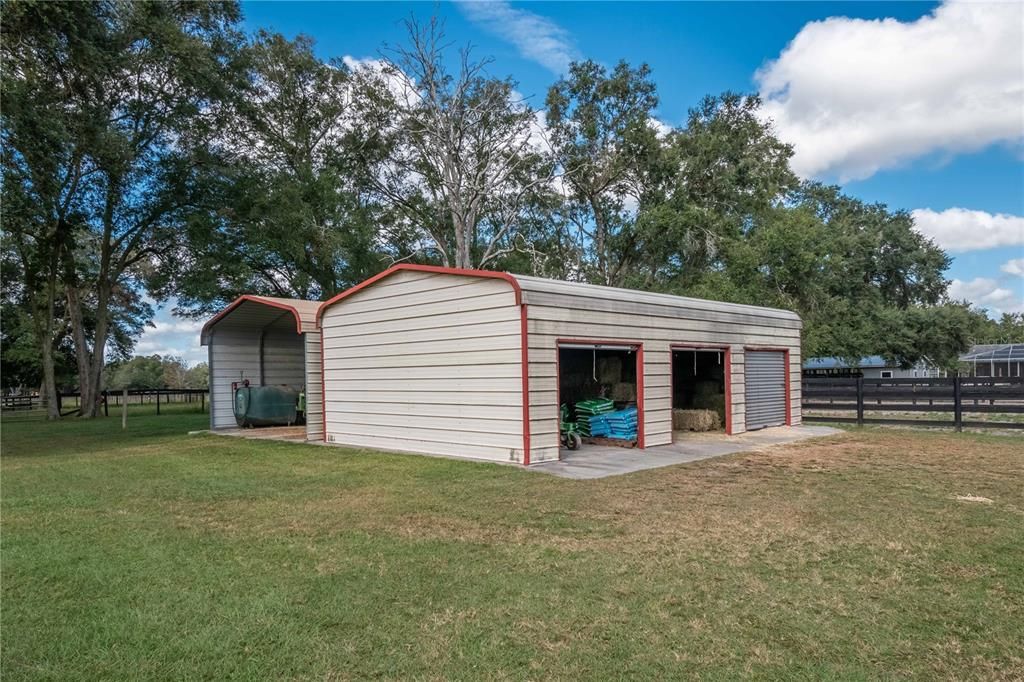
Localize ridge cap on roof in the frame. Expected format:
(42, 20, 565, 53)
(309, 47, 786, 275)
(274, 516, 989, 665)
(315, 263, 800, 324)
(511, 272, 800, 319)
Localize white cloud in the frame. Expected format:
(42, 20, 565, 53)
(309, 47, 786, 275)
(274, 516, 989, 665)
(343, 55, 419, 107)
(135, 312, 207, 365)
(911, 208, 1024, 252)
(1002, 258, 1024, 277)
(648, 117, 673, 139)
(949, 277, 1024, 316)
(134, 340, 198, 359)
(148, 319, 205, 335)
(757, 0, 1024, 181)
(457, 1, 578, 74)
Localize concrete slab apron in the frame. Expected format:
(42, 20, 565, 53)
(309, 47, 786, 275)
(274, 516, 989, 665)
(197, 426, 309, 442)
(531, 425, 843, 480)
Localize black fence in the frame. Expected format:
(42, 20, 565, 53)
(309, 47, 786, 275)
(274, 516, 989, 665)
(802, 377, 1024, 431)
(2, 388, 208, 416)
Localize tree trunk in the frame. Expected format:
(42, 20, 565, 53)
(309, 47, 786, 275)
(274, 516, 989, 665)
(87, 277, 112, 417)
(589, 195, 609, 285)
(453, 214, 472, 270)
(64, 281, 99, 417)
(39, 327, 61, 420)
(64, 283, 111, 419)
(69, 180, 118, 419)
(30, 250, 62, 420)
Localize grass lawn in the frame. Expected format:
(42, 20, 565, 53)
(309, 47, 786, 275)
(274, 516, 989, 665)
(3, 409, 1023, 680)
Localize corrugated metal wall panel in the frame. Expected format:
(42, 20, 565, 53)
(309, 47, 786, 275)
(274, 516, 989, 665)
(319, 291, 515, 331)
(207, 343, 215, 430)
(525, 304, 801, 455)
(529, 314, 796, 348)
(209, 328, 260, 429)
(730, 352, 747, 435)
(262, 329, 304, 387)
(321, 270, 526, 463)
(745, 351, 786, 430)
(305, 332, 323, 442)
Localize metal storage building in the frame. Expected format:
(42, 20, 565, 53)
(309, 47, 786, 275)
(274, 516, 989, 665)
(317, 264, 802, 465)
(201, 295, 323, 441)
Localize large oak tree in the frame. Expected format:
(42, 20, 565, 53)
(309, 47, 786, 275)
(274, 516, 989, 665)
(2, 0, 242, 416)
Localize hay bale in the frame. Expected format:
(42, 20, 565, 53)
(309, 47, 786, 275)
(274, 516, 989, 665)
(610, 381, 636, 402)
(691, 383, 726, 425)
(597, 355, 622, 384)
(672, 408, 722, 432)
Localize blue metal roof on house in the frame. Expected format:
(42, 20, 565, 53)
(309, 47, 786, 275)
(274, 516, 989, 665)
(803, 355, 889, 370)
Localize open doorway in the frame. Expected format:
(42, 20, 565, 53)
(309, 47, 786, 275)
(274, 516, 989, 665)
(672, 347, 728, 435)
(558, 342, 642, 447)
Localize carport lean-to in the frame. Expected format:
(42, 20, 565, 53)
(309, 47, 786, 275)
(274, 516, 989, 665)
(200, 295, 324, 442)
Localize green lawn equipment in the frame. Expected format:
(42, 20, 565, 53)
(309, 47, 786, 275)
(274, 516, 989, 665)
(560, 404, 582, 450)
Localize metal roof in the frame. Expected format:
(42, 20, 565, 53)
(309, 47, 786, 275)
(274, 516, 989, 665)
(316, 263, 801, 329)
(959, 343, 1024, 363)
(201, 295, 320, 344)
(513, 274, 802, 325)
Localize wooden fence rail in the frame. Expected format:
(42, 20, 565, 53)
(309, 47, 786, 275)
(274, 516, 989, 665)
(1, 388, 208, 416)
(802, 376, 1024, 431)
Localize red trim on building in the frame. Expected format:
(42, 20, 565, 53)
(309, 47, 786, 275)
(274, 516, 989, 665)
(724, 348, 733, 434)
(520, 304, 531, 465)
(669, 344, 733, 436)
(316, 263, 523, 327)
(636, 345, 645, 448)
(743, 346, 793, 427)
(554, 344, 562, 459)
(320, 327, 327, 442)
(783, 348, 791, 426)
(556, 338, 645, 449)
(201, 295, 304, 339)
(556, 338, 645, 347)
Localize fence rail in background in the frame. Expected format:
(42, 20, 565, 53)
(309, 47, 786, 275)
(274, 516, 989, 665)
(802, 376, 1024, 431)
(1, 388, 208, 416)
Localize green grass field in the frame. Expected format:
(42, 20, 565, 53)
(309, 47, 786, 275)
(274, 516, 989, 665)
(2, 410, 1022, 680)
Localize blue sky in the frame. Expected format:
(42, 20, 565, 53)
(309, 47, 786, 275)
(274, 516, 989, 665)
(142, 0, 1024, 365)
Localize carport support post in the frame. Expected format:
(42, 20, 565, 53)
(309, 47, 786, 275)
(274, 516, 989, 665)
(156, 390, 160, 415)
(855, 377, 865, 426)
(122, 388, 128, 430)
(953, 374, 963, 432)
(200, 391, 205, 413)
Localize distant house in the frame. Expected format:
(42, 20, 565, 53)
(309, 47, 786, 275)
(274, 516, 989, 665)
(959, 344, 1024, 378)
(802, 355, 945, 379)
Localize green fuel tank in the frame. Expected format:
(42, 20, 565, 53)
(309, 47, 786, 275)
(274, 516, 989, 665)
(233, 385, 299, 427)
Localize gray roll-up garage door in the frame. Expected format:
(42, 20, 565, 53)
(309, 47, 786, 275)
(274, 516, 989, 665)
(745, 350, 787, 430)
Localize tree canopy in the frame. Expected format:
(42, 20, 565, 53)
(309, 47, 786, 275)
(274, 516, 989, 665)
(2, 3, 1016, 416)
(2, 0, 241, 414)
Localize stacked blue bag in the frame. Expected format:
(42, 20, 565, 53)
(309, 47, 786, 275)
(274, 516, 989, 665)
(589, 406, 638, 441)
(587, 413, 611, 437)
